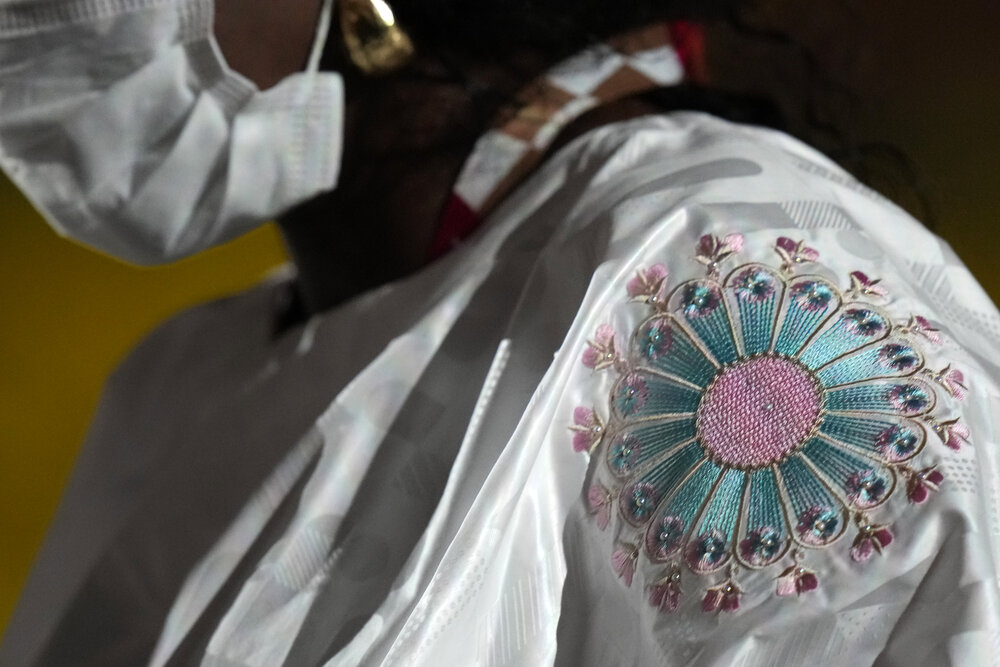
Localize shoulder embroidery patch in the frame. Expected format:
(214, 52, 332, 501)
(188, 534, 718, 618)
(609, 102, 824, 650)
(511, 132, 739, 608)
(571, 234, 970, 614)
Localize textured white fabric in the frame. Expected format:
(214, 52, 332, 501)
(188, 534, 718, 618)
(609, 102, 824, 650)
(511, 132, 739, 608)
(0, 0, 344, 264)
(4, 114, 1000, 666)
(144, 114, 999, 665)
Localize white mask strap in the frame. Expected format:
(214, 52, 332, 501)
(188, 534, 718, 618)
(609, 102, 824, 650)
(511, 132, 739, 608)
(307, 0, 336, 74)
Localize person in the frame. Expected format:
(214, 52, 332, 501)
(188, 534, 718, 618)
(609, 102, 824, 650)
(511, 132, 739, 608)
(2, 0, 999, 665)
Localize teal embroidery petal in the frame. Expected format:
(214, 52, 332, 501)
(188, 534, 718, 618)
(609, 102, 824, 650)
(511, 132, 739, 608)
(632, 315, 717, 389)
(736, 469, 790, 569)
(826, 379, 937, 416)
(816, 338, 923, 388)
(725, 264, 784, 357)
(800, 437, 896, 510)
(686, 468, 747, 573)
(611, 371, 701, 420)
(777, 456, 849, 547)
(819, 414, 926, 463)
(618, 441, 704, 527)
(774, 276, 840, 356)
(799, 307, 892, 370)
(669, 280, 739, 365)
(606, 417, 698, 478)
(643, 458, 721, 560)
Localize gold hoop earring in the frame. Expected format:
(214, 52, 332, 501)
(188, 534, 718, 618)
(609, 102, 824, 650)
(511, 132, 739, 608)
(339, 0, 415, 75)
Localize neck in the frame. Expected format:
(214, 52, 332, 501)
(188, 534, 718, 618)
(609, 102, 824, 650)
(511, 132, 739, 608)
(278, 141, 473, 313)
(278, 34, 672, 317)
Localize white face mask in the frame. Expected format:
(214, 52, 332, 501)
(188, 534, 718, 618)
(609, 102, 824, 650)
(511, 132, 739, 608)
(0, 0, 343, 265)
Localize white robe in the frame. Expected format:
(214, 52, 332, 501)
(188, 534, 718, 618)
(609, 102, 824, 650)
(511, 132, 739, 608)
(5, 113, 1000, 666)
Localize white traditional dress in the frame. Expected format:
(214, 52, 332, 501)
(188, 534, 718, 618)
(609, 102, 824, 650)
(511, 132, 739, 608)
(3, 15, 1000, 667)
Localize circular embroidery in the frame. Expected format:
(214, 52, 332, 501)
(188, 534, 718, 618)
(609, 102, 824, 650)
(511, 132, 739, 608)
(573, 234, 970, 614)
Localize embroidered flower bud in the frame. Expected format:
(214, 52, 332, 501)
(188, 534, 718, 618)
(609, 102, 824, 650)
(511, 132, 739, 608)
(612, 543, 639, 588)
(850, 517, 893, 562)
(904, 465, 944, 504)
(843, 308, 886, 337)
(926, 365, 968, 400)
(887, 383, 930, 415)
(796, 506, 841, 546)
(587, 482, 613, 530)
(696, 233, 744, 276)
(680, 282, 722, 318)
(732, 268, 776, 303)
(608, 433, 641, 473)
(876, 343, 920, 372)
(648, 564, 684, 613)
(627, 264, 669, 305)
(874, 424, 920, 461)
(774, 237, 820, 273)
(636, 317, 673, 361)
(582, 324, 618, 370)
(790, 280, 835, 312)
(846, 469, 889, 509)
(614, 374, 649, 416)
(702, 578, 742, 613)
(930, 417, 971, 451)
(685, 531, 729, 573)
(899, 315, 942, 345)
(847, 271, 888, 299)
(739, 527, 784, 567)
(570, 406, 605, 453)
(775, 564, 819, 597)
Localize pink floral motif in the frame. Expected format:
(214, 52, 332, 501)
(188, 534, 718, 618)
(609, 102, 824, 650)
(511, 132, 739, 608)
(612, 543, 639, 587)
(934, 418, 971, 451)
(575, 236, 970, 612)
(702, 577, 742, 613)
(570, 406, 605, 453)
(648, 564, 684, 613)
(582, 324, 618, 370)
(774, 237, 820, 273)
(930, 417, 971, 450)
(903, 466, 944, 504)
(627, 264, 669, 305)
(850, 517, 893, 562)
(927, 365, 968, 400)
(900, 315, 942, 345)
(775, 563, 819, 597)
(696, 233, 744, 275)
(795, 506, 841, 545)
(845, 469, 889, 509)
(587, 483, 613, 530)
(739, 527, 784, 566)
(847, 271, 889, 299)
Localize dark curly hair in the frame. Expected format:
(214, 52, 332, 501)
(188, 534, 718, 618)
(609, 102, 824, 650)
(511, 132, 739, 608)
(390, 0, 735, 58)
(378, 0, 932, 224)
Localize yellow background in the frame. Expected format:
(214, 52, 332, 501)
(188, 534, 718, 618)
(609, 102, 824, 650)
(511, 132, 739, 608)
(0, 181, 287, 633)
(1, 0, 998, 644)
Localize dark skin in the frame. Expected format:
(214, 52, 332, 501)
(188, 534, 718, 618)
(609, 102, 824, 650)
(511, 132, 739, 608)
(215, 0, 662, 314)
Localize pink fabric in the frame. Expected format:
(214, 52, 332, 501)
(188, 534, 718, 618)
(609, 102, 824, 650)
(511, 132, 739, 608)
(698, 356, 821, 467)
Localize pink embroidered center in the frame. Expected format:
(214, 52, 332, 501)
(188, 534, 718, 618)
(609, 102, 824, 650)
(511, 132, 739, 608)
(697, 356, 822, 468)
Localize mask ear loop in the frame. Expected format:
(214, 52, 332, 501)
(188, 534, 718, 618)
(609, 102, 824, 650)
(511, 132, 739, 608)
(307, 0, 336, 74)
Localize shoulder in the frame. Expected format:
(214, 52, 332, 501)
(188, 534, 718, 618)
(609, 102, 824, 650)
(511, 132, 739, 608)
(544, 113, 1000, 660)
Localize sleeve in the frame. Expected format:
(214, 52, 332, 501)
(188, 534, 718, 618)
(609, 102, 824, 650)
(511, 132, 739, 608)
(547, 114, 1000, 665)
(368, 113, 1000, 665)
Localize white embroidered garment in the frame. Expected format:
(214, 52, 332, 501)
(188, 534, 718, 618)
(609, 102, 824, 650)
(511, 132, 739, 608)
(159, 113, 1000, 665)
(5, 113, 1000, 666)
